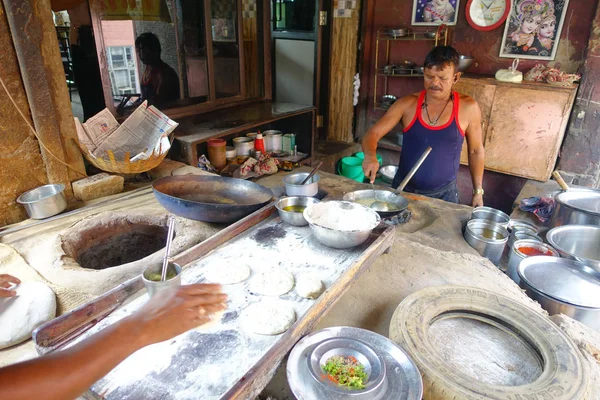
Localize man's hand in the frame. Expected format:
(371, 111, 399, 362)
(0, 274, 20, 298)
(362, 156, 380, 184)
(472, 194, 484, 208)
(131, 284, 227, 347)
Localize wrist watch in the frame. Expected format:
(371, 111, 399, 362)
(473, 188, 485, 196)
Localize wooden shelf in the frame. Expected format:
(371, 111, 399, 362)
(377, 34, 439, 42)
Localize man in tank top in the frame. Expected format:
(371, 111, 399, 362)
(362, 46, 485, 207)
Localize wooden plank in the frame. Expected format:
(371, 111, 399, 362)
(222, 224, 395, 400)
(327, 3, 362, 143)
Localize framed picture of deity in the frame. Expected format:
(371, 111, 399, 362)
(499, 0, 571, 60)
(412, 0, 461, 26)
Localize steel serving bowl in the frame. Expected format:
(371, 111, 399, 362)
(518, 256, 600, 331)
(547, 225, 600, 273)
(275, 196, 320, 227)
(387, 28, 409, 38)
(381, 94, 397, 104)
(379, 165, 398, 184)
(458, 55, 474, 72)
(16, 184, 67, 219)
(142, 262, 182, 298)
(283, 172, 320, 197)
(471, 206, 510, 229)
(507, 226, 542, 250)
(507, 239, 559, 285)
(304, 201, 381, 249)
(464, 219, 509, 266)
(550, 189, 600, 227)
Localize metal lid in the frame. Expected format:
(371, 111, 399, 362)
(555, 189, 600, 216)
(518, 256, 600, 308)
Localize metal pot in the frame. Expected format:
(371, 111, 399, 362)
(275, 196, 320, 227)
(550, 188, 600, 228)
(507, 219, 539, 234)
(547, 225, 600, 273)
(283, 173, 320, 197)
(464, 220, 509, 266)
(16, 184, 67, 219)
(379, 165, 398, 184)
(507, 239, 559, 284)
(507, 227, 542, 250)
(233, 137, 254, 156)
(470, 206, 510, 229)
(518, 256, 600, 331)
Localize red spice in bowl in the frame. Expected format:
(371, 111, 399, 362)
(517, 246, 553, 257)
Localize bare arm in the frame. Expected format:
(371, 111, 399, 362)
(362, 96, 413, 182)
(464, 99, 485, 207)
(0, 284, 227, 400)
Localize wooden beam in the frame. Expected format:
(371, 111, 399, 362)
(3, 0, 86, 192)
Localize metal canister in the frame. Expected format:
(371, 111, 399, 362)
(464, 219, 509, 266)
(142, 262, 182, 298)
(507, 240, 559, 284)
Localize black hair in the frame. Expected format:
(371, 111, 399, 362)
(135, 32, 161, 55)
(424, 46, 459, 71)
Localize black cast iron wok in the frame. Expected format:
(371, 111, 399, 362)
(152, 175, 274, 223)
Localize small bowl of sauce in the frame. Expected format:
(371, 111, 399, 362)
(276, 196, 321, 226)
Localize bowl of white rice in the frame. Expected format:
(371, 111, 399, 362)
(303, 201, 381, 249)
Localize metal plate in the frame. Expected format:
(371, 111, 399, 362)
(287, 327, 423, 400)
(518, 256, 600, 308)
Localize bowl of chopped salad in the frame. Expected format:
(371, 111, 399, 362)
(308, 337, 387, 396)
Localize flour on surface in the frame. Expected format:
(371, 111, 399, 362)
(241, 300, 296, 335)
(204, 263, 251, 285)
(306, 201, 378, 231)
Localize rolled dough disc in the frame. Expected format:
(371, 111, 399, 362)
(241, 301, 296, 335)
(249, 269, 294, 297)
(204, 264, 251, 285)
(296, 275, 324, 299)
(0, 282, 56, 350)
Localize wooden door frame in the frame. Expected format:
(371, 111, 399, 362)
(355, 0, 375, 140)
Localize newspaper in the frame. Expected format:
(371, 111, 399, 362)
(74, 101, 178, 161)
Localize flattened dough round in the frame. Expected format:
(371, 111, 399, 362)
(241, 301, 296, 335)
(0, 282, 56, 349)
(296, 274, 324, 299)
(204, 264, 251, 285)
(249, 269, 294, 296)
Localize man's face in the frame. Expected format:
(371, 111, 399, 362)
(423, 64, 458, 100)
(137, 44, 159, 65)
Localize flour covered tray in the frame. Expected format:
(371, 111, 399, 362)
(77, 213, 394, 400)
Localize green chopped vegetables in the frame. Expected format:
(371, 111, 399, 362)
(322, 355, 368, 389)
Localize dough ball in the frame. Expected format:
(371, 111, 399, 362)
(249, 269, 294, 297)
(241, 301, 296, 335)
(295, 275, 324, 299)
(196, 310, 224, 331)
(204, 264, 251, 285)
(0, 282, 56, 350)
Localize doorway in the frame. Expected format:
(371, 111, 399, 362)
(271, 0, 330, 138)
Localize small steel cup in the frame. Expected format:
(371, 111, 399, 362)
(142, 262, 182, 298)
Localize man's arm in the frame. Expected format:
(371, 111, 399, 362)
(464, 99, 485, 207)
(362, 96, 412, 182)
(0, 284, 227, 400)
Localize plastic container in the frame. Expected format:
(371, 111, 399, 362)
(254, 133, 266, 153)
(340, 156, 364, 177)
(354, 152, 383, 165)
(207, 139, 226, 170)
(283, 133, 296, 154)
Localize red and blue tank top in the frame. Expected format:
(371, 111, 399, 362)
(397, 90, 465, 191)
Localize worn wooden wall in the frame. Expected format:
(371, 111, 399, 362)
(0, 3, 48, 225)
(327, 4, 362, 143)
(243, 12, 261, 99)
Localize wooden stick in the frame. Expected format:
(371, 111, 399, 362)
(552, 170, 570, 191)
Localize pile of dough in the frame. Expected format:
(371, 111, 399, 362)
(241, 301, 296, 335)
(204, 264, 251, 285)
(249, 269, 294, 296)
(295, 274, 324, 299)
(0, 282, 56, 349)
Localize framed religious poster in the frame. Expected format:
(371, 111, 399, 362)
(499, 0, 571, 60)
(412, 0, 461, 26)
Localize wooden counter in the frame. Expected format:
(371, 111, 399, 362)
(455, 75, 578, 182)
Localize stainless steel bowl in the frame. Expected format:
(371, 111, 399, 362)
(507, 239, 559, 284)
(518, 256, 600, 331)
(507, 219, 540, 234)
(507, 226, 542, 250)
(547, 225, 600, 273)
(142, 262, 182, 298)
(464, 219, 509, 266)
(16, 184, 67, 219)
(458, 55, 474, 72)
(379, 165, 398, 184)
(276, 196, 321, 227)
(388, 28, 409, 38)
(471, 206, 510, 229)
(283, 173, 320, 197)
(424, 31, 437, 39)
(304, 201, 381, 249)
(381, 94, 397, 104)
(550, 189, 600, 227)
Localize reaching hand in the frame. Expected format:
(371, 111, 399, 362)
(0, 274, 20, 298)
(362, 157, 380, 184)
(472, 194, 484, 208)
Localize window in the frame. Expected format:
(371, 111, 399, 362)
(107, 46, 140, 96)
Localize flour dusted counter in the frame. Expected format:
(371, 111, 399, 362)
(455, 76, 578, 181)
(75, 206, 393, 399)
